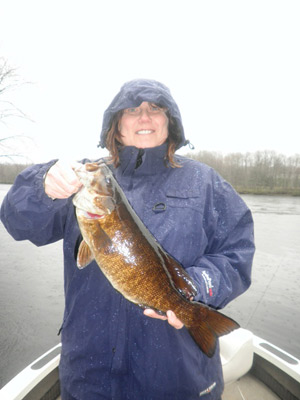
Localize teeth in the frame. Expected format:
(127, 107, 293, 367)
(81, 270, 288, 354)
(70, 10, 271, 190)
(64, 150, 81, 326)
(136, 130, 153, 135)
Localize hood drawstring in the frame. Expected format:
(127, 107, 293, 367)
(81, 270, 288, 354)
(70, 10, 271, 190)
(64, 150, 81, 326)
(184, 140, 195, 150)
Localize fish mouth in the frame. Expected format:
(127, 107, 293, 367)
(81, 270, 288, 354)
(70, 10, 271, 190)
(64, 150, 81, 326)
(136, 129, 154, 135)
(77, 209, 105, 220)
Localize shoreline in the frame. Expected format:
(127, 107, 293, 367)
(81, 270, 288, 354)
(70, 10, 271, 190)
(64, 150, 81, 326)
(237, 189, 300, 196)
(1, 181, 300, 197)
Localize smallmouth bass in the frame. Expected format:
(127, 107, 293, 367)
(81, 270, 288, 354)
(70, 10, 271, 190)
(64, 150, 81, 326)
(72, 161, 239, 357)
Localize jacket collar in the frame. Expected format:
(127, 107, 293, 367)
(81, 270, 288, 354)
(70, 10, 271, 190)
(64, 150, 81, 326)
(117, 143, 168, 177)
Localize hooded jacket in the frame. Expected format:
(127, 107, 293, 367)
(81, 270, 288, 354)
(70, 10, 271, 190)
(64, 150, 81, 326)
(99, 79, 186, 149)
(1, 79, 255, 400)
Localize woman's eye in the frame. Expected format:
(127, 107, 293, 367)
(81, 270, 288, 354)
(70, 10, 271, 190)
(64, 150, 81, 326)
(125, 108, 138, 114)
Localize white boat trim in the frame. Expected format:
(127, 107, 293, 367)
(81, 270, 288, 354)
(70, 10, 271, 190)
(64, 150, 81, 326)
(253, 335, 300, 383)
(0, 344, 61, 400)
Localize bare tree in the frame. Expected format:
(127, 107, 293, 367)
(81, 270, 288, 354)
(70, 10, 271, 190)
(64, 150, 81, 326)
(0, 58, 32, 162)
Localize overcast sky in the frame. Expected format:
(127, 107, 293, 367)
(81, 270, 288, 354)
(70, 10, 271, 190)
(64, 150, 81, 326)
(0, 0, 299, 163)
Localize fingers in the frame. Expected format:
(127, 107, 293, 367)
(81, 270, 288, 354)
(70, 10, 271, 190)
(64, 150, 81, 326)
(166, 310, 184, 329)
(44, 160, 82, 199)
(143, 309, 168, 321)
(143, 309, 184, 329)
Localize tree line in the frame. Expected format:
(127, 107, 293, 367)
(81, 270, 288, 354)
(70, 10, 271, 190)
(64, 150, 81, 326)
(0, 163, 33, 184)
(185, 150, 300, 195)
(1, 150, 300, 195)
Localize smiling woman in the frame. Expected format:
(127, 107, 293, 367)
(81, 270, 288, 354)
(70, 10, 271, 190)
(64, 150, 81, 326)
(105, 106, 184, 168)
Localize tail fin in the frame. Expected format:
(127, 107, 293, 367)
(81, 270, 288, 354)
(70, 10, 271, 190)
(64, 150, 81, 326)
(187, 305, 239, 358)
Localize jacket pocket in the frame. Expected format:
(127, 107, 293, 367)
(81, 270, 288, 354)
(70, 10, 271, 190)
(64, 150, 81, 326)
(148, 190, 208, 267)
(165, 189, 204, 213)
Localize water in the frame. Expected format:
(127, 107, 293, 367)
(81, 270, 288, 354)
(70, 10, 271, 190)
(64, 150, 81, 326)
(224, 194, 300, 360)
(0, 184, 64, 388)
(1, 186, 300, 388)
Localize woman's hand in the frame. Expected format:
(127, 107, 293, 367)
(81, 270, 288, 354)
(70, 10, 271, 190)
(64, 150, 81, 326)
(143, 309, 184, 329)
(44, 160, 82, 199)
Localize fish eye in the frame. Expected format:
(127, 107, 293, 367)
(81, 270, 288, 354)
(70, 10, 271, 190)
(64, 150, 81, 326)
(105, 177, 112, 185)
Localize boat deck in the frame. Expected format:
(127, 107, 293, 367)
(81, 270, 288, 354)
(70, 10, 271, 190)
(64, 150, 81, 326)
(223, 372, 280, 400)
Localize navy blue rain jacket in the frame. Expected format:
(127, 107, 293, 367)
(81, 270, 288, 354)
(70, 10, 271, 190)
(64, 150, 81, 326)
(1, 79, 255, 400)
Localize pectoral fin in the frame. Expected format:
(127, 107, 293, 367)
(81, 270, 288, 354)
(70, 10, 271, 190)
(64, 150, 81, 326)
(77, 240, 95, 269)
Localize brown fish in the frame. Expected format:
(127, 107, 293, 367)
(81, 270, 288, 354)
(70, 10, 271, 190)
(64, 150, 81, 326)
(72, 161, 239, 357)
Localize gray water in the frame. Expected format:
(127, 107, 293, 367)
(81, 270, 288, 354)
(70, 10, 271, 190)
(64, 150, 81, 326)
(1, 185, 300, 388)
(224, 194, 300, 360)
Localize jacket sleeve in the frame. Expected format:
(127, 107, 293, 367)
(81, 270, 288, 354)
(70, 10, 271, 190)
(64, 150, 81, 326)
(186, 171, 255, 310)
(0, 160, 71, 246)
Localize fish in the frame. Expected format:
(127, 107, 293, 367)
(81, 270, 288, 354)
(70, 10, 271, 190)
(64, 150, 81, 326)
(72, 161, 239, 357)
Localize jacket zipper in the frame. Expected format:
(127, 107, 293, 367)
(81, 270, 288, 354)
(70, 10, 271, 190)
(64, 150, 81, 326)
(135, 149, 145, 169)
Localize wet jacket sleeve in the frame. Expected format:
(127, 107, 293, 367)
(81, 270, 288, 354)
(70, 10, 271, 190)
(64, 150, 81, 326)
(0, 161, 70, 246)
(185, 172, 255, 310)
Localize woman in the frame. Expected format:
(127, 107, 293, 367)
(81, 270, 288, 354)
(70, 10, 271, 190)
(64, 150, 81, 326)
(1, 79, 255, 399)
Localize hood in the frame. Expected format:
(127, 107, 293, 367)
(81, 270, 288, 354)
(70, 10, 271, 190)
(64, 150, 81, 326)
(99, 79, 187, 149)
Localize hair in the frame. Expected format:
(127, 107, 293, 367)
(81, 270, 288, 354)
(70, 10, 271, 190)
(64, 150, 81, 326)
(105, 108, 182, 168)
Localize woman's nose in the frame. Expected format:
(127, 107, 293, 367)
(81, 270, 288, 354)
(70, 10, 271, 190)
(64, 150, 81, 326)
(138, 108, 152, 121)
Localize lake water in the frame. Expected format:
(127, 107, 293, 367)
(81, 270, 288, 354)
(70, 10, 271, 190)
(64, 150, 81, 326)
(1, 185, 300, 388)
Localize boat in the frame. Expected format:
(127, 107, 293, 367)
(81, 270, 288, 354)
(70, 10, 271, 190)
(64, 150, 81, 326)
(0, 328, 299, 400)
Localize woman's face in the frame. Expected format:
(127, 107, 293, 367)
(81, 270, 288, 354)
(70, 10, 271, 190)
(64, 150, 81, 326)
(118, 102, 169, 148)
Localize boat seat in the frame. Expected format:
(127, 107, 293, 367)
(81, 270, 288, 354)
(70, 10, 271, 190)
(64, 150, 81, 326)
(220, 328, 254, 384)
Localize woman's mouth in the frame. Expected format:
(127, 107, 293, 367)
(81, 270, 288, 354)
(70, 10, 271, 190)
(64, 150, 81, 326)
(136, 130, 154, 135)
